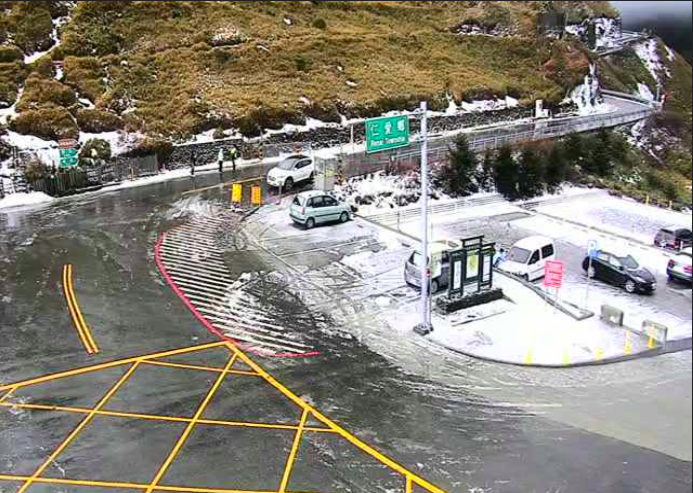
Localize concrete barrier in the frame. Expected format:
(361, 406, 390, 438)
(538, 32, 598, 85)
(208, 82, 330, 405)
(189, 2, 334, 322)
(601, 305, 625, 326)
(642, 320, 669, 350)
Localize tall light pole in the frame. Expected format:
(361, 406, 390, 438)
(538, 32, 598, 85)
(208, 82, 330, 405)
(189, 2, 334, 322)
(419, 101, 431, 333)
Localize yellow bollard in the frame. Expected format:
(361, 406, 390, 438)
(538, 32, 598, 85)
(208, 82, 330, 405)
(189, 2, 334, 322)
(648, 336, 656, 349)
(625, 331, 633, 355)
(251, 185, 263, 206)
(646, 195, 650, 206)
(596, 347, 605, 361)
(231, 183, 242, 204)
(524, 349, 534, 366)
(562, 349, 571, 366)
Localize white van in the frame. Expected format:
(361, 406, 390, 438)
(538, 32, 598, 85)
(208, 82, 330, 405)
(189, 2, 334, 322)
(500, 236, 557, 282)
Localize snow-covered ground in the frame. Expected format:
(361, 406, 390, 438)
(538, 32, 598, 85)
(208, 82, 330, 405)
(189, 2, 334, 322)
(535, 192, 691, 246)
(0, 191, 54, 210)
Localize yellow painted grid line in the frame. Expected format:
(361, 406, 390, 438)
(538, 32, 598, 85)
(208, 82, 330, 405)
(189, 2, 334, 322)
(0, 387, 16, 404)
(0, 474, 324, 493)
(0, 401, 336, 434)
(0, 341, 447, 492)
(142, 359, 260, 377)
(223, 342, 448, 493)
(279, 408, 309, 492)
(145, 355, 238, 493)
(0, 342, 228, 392)
(63, 265, 95, 355)
(406, 477, 413, 493)
(17, 362, 140, 493)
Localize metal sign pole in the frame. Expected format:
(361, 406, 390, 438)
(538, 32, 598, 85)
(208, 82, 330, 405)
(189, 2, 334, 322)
(420, 101, 430, 331)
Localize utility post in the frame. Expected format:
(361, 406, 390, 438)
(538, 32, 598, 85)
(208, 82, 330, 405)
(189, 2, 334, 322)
(419, 101, 431, 333)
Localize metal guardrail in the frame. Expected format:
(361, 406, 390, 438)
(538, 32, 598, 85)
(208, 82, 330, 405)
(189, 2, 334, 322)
(344, 104, 655, 171)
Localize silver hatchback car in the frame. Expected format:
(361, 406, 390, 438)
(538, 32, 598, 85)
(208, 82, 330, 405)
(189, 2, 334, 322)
(290, 191, 352, 229)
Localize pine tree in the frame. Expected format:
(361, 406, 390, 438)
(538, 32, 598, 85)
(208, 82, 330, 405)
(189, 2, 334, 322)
(493, 145, 519, 201)
(442, 135, 478, 197)
(478, 150, 495, 192)
(587, 129, 615, 177)
(545, 143, 568, 194)
(518, 146, 546, 200)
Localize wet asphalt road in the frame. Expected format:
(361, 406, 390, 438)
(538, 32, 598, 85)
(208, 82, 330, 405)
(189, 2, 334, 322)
(0, 168, 691, 493)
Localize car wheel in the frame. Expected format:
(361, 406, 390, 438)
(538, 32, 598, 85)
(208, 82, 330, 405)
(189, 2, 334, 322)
(587, 266, 597, 279)
(430, 280, 440, 294)
(340, 212, 349, 223)
(305, 217, 316, 230)
(625, 280, 637, 294)
(284, 178, 294, 191)
(522, 274, 530, 282)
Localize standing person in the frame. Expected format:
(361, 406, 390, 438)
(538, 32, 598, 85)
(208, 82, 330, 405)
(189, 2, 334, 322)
(190, 148, 196, 177)
(230, 144, 240, 172)
(217, 148, 224, 174)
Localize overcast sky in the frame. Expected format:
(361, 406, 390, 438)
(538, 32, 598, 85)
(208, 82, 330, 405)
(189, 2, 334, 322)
(611, 1, 693, 21)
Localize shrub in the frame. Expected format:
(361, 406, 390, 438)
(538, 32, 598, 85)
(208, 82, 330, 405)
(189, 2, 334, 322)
(312, 18, 328, 30)
(24, 158, 51, 183)
(76, 109, 123, 133)
(16, 74, 77, 111)
(63, 56, 106, 102)
(79, 138, 112, 165)
(294, 56, 312, 72)
(127, 137, 173, 162)
(213, 126, 226, 140)
(0, 45, 23, 63)
(8, 2, 54, 54)
(9, 107, 79, 140)
(0, 61, 28, 107)
(438, 135, 478, 197)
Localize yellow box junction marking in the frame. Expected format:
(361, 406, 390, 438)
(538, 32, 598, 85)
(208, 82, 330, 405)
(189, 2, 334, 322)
(63, 264, 99, 355)
(0, 342, 448, 493)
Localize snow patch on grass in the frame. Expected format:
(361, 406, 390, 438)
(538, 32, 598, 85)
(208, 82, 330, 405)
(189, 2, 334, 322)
(635, 39, 671, 82)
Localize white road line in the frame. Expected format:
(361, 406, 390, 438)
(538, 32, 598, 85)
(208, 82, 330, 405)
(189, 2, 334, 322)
(168, 232, 218, 246)
(164, 261, 233, 280)
(175, 227, 220, 240)
(161, 245, 225, 261)
(212, 325, 312, 352)
(159, 252, 229, 272)
(201, 310, 291, 333)
(165, 264, 235, 282)
(163, 238, 225, 254)
(175, 279, 230, 296)
(167, 271, 233, 290)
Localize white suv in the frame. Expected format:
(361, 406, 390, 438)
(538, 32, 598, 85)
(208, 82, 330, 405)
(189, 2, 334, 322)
(267, 155, 314, 190)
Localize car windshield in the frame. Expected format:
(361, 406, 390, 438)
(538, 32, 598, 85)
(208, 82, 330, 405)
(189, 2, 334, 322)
(619, 255, 640, 270)
(277, 158, 300, 171)
(509, 247, 532, 264)
(678, 230, 693, 240)
(411, 253, 428, 267)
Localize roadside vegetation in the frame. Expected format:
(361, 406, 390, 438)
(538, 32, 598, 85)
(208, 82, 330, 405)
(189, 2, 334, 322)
(442, 127, 690, 209)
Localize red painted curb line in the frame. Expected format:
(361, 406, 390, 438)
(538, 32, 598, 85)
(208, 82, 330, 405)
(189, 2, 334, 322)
(155, 231, 320, 360)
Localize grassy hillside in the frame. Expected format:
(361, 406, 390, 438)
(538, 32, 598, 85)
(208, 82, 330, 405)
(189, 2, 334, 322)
(599, 38, 692, 204)
(0, 1, 616, 140)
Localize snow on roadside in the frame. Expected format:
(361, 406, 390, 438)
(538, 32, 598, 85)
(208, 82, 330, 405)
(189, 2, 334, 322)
(638, 83, 656, 102)
(570, 65, 612, 116)
(665, 46, 677, 62)
(635, 39, 671, 82)
(0, 192, 54, 210)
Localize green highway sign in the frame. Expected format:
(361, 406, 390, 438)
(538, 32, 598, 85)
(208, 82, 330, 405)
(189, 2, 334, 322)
(366, 115, 410, 154)
(60, 148, 78, 168)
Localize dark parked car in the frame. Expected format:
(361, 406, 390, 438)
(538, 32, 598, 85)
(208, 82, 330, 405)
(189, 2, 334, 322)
(654, 226, 693, 251)
(583, 251, 657, 294)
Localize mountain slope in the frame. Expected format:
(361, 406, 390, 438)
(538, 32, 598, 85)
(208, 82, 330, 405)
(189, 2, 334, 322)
(0, 1, 618, 140)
